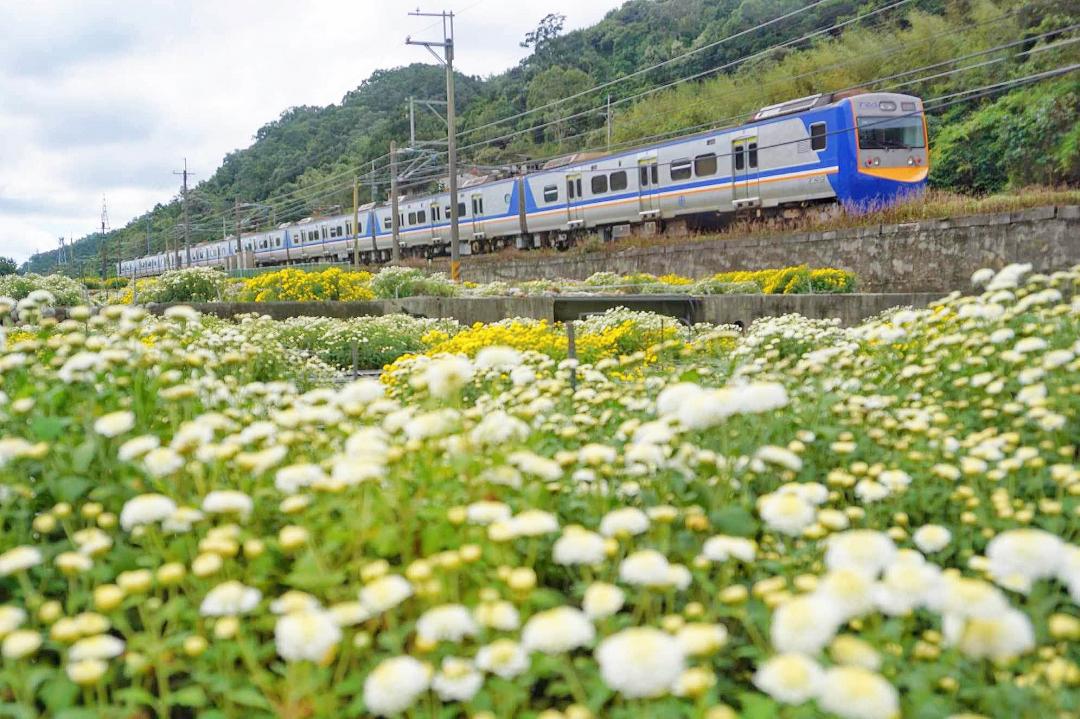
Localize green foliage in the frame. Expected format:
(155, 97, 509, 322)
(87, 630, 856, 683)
(368, 266, 458, 299)
(274, 314, 462, 369)
(136, 268, 228, 303)
(0, 273, 85, 306)
(0, 256, 17, 276)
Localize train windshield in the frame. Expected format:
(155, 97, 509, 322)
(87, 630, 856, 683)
(858, 115, 925, 150)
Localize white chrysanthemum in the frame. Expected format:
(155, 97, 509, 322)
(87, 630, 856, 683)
(472, 601, 519, 631)
(770, 594, 842, 655)
(68, 634, 125, 661)
(465, 501, 511, 525)
(475, 345, 522, 371)
(874, 556, 942, 616)
(0, 546, 43, 576)
(927, 576, 1009, 619)
(825, 530, 897, 577)
(675, 623, 728, 656)
(599, 507, 649, 537)
(971, 267, 995, 287)
(582, 582, 625, 619)
(0, 605, 27, 635)
(119, 493, 178, 531)
(329, 601, 372, 627)
(2, 629, 41, 659)
(360, 575, 413, 614)
(756, 445, 803, 472)
(475, 639, 529, 678)
(521, 607, 594, 654)
(818, 666, 899, 719)
(508, 509, 559, 537)
(201, 490, 253, 518)
(753, 653, 824, 704)
(93, 410, 135, 438)
(943, 608, 1035, 662)
(270, 591, 321, 615)
(703, 535, 756, 563)
(619, 549, 673, 587)
(595, 627, 685, 698)
(579, 443, 617, 466)
(508, 451, 562, 481)
(758, 492, 815, 536)
(553, 527, 606, 566)
(274, 463, 325, 494)
(656, 382, 702, 416)
(363, 655, 431, 716)
(117, 435, 160, 462)
(817, 569, 876, 621)
(470, 411, 530, 446)
(141, 447, 184, 478)
(274, 609, 342, 663)
(415, 604, 478, 643)
(913, 524, 952, 553)
(432, 657, 483, 702)
(200, 581, 261, 616)
(986, 529, 1065, 590)
(423, 355, 474, 398)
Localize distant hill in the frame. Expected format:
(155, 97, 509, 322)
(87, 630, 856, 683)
(24, 0, 1077, 275)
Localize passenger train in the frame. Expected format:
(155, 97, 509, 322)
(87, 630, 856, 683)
(120, 91, 929, 278)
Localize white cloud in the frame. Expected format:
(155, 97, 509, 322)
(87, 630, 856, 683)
(0, 0, 620, 263)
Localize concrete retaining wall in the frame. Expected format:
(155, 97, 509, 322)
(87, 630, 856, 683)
(147, 292, 941, 328)
(431, 206, 1079, 293)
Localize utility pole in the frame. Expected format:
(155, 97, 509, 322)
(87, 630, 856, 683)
(407, 8, 459, 281)
(390, 141, 400, 263)
(606, 94, 613, 151)
(234, 198, 242, 271)
(173, 159, 193, 267)
(145, 216, 152, 254)
(99, 197, 110, 278)
(370, 161, 379, 255)
(352, 177, 360, 269)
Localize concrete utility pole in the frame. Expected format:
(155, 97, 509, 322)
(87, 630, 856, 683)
(390, 141, 400, 263)
(146, 216, 152, 254)
(99, 197, 110, 278)
(606, 94, 613, 151)
(407, 8, 459, 281)
(173, 159, 193, 267)
(352, 177, 360, 269)
(234, 198, 243, 271)
(370, 160, 379, 256)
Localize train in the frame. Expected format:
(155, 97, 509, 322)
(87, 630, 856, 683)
(119, 91, 928, 278)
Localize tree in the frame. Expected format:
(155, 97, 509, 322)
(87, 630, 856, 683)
(526, 66, 592, 144)
(0, 257, 16, 276)
(521, 13, 566, 50)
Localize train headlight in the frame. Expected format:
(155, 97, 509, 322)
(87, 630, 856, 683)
(907, 157, 915, 166)
(873, 157, 881, 166)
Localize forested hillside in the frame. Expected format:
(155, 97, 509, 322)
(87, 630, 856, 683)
(24, 0, 1078, 275)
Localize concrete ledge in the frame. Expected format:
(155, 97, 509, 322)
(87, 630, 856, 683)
(144, 293, 943, 328)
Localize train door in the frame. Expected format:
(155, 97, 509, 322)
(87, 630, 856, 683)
(731, 136, 760, 209)
(429, 199, 441, 245)
(637, 155, 660, 219)
(565, 172, 584, 229)
(470, 193, 485, 239)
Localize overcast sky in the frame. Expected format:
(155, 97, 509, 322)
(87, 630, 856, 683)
(1, 0, 622, 263)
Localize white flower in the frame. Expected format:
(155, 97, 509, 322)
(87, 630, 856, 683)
(415, 604, 478, 643)
(363, 655, 431, 716)
(476, 639, 529, 678)
(201, 490, 253, 519)
(756, 445, 803, 472)
(753, 653, 824, 704)
(553, 527, 606, 566)
(770, 594, 842, 655)
(68, 634, 125, 661)
(274, 463, 326, 494)
(675, 623, 727, 656)
(119, 494, 178, 531)
(818, 666, 899, 719)
(927, 576, 1009, 619)
(475, 346, 522, 371)
(465, 501, 511, 525)
(521, 607, 594, 654)
(599, 507, 649, 537)
(595, 627, 685, 698)
(578, 443, 617, 466)
(0, 605, 27, 636)
(423, 355, 474, 398)
(118, 435, 160, 461)
(2, 629, 41, 659)
(817, 569, 876, 621)
(507, 509, 559, 537)
(873, 555, 942, 616)
(970, 267, 995, 287)
(986, 529, 1065, 590)
(274, 609, 342, 663)
(619, 549, 673, 587)
(758, 492, 815, 536)
(825, 530, 897, 577)
(141, 447, 184, 478)
(703, 535, 756, 563)
(913, 525, 951, 553)
(0, 546, 43, 576)
(472, 601, 519, 631)
(432, 657, 483, 702)
(200, 581, 261, 616)
(943, 608, 1035, 662)
(93, 410, 135, 438)
(470, 411, 529, 446)
(329, 601, 372, 627)
(360, 575, 413, 614)
(582, 582, 625, 619)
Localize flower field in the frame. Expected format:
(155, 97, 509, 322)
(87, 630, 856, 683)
(0, 264, 1078, 718)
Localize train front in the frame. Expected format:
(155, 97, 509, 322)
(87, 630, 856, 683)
(838, 92, 929, 208)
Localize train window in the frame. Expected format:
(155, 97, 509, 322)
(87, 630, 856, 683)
(417, 210, 426, 224)
(338, 225, 345, 236)
(459, 202, 467, 217)
(384, 217, 392, 229)
(810, 123, 827, 151)
(471, 197, 484, 215)
(321, 227, 327, 239)
(748, 142, 758, 169)
(610, 170, 627, 191)
(543, 185, 559, 203)
(408, 212, 416, 225)
(670, 158, 692, 181)
(591, 174, 608, 194)
(567, 178, 576, 199)
(346, 222, 353, 234)
(694, 153, 717, 177)
(650, 166, 658, 184)
(734, 145, 745, 171)
(639, 166, 649, 186)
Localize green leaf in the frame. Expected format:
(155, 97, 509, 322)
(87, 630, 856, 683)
(710, 506, 758, 537)
(226, 687, 272, 709)
(738, 692, 780, 719)
(39, 676, 79, 712)
(284, 553, 345, 593)
(52, 476, 91, 503)
(71, 441, 96, 473)
(114, 686, 156, 707)
(169, 685, 207, 708)
(31, 415, 69, 440)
